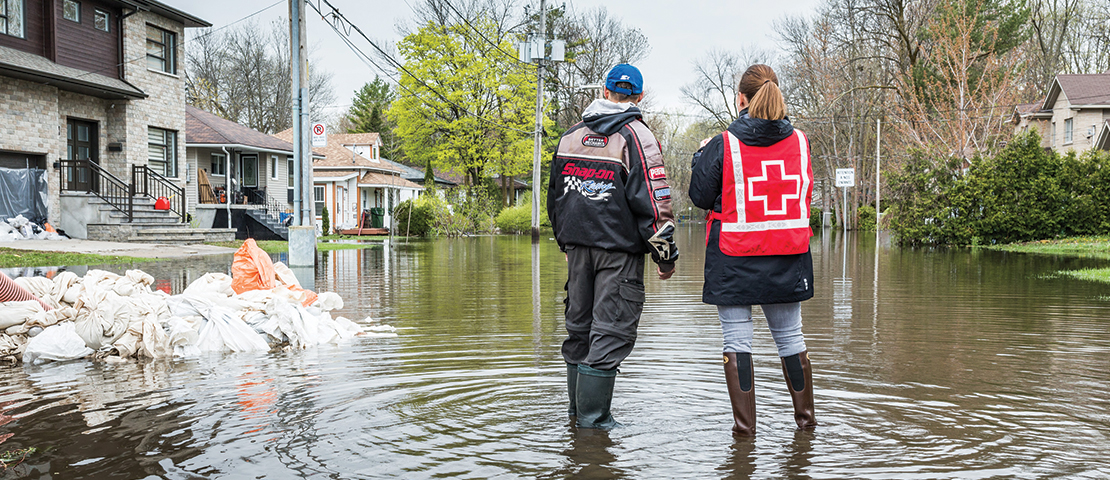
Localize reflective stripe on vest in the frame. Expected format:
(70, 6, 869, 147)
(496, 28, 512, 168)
(708, 129, 813, 256)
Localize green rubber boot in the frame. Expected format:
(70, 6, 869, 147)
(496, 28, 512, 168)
(575, 365, 621, 430)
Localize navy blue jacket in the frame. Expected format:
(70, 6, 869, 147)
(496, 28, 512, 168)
(688, 110, 815, 305)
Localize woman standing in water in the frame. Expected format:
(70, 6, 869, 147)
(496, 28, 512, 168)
(688, 64, 818, 436)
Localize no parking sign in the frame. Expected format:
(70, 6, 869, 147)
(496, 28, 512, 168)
(311, 123, 327, 147)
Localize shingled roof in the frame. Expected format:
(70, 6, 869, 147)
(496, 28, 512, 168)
(186, 106, 298, 154)
(272, 128, 401, 173)
(1042, 74, 1110, 110)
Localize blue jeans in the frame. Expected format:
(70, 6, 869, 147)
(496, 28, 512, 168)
(718, 302, 807, 358)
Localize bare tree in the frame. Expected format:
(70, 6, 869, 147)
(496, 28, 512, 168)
(186, 20, 336, 134)
(680, 47, 776, 131)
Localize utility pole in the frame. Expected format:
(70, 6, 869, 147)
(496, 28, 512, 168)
(288, 0, 315, 268)
(875, 118, 881, 230)
(530, 0, 546, 242)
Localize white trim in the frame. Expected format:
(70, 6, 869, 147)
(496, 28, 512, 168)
(559, 153, 624, 164)
(721, 130, 811, 233)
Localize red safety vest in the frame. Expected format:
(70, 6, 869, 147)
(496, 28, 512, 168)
(707, 130, 813, 256)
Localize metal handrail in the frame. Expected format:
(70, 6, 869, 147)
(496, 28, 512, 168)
(247, 189, 288, 226)
(58, 159, 132, 221)
(132, 165, 186, 223)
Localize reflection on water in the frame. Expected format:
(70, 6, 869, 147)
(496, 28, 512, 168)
(1, 227, 1109, 478)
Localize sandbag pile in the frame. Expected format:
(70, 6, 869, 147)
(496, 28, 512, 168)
(0, 215, 65, 241)
(0, 239, 397, 365)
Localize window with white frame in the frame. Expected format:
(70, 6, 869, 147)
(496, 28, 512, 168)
(271, 155, 278, 180)
(62, 0, 79, 22)
(1064, 118, 1073, 144)
(148, 127, 177, 177)
(0, 0, 25, 37)
(94, 9, 108, 32)
(210, 153, 226, 176)
(146, 24, 176, 73)
(313, 185, 325, 215)
(288, 159, 294, 187)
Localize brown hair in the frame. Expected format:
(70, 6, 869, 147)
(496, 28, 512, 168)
(607, 82, 637, 103)
(738, 64, 786, 121)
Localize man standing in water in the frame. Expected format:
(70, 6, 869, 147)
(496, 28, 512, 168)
(548, 63, 679, 429)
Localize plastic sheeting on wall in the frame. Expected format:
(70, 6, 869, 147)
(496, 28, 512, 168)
(0, 167, 48, 224)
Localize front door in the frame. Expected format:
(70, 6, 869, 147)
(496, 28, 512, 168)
(66, 119, 99, 192)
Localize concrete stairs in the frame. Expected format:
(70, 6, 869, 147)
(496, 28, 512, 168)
(244, 207, 289, 240)
(66, 193, 236, 244)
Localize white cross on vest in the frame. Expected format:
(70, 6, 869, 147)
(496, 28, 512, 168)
(747, 160, 802, 216)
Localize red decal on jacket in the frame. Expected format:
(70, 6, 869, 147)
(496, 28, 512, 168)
(561, 162, 616, 181)
(648, 166, 666, 180)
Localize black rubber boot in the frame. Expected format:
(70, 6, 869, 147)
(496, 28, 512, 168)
(566, 363, 578, 418)
(575, 365, 621, 429)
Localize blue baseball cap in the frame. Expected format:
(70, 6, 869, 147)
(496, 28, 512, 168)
(605, 64, 643, 95)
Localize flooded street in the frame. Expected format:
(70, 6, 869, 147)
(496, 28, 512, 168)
(2, 225, 1110, 479)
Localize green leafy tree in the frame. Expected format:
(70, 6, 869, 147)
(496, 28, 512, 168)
(388, 20, 547, 207)
(347, 77, 399, 160)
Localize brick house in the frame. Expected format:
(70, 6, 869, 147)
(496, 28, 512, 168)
(1015, 74, 1110, 153)
(0, 0, 219, 241)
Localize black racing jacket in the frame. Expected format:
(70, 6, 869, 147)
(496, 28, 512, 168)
(547, 100, 678, 268)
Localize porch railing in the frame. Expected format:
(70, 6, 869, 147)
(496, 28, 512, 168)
(58, 159, 132, 221)
(132, 165, 186, 223)
(247, 189, 288, 226)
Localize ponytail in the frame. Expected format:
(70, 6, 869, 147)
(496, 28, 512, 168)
(738, 64, 786, 121)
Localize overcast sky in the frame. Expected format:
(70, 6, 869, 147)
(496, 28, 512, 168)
(180, 0, 824, 117)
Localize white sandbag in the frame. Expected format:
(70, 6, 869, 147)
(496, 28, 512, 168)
(272, 262, 301, 287)
(166, 316, 200, 347)
(72, 289, 130, 350)
(334, 316, 365, 338)
(0, 223, 12, 235)
(183, 273, 235, 298)
(23, 322, 94, 365)
(194, 306, 270, 353)
(27, 306, 76, 328)
(7, 215, 28, 229)
(314, 292, 343, 311)
(13, 277, 54, 306)
(0, 300, 45, 329)
(0, 333, 27, 357)
(111, 315, 170, 359)
(113, 270, 154, 297)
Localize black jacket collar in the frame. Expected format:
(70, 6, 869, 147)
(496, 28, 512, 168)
(726, 109, 795, 147)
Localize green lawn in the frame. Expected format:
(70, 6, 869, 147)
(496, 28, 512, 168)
(988, 236, 1110, 284)
(0, 247, 151, 268)
(207, 238, 382, 253)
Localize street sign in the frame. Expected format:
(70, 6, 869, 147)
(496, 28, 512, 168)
(311, 123, 326, 147)
(835, 168, 855, 188)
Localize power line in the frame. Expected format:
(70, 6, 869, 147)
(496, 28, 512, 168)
(439, 0, 535, 69)
(70, 0, 285, 82)
(309, 0, 533, 135)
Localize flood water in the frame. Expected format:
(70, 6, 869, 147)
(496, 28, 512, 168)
(2, 225, 1110, 479)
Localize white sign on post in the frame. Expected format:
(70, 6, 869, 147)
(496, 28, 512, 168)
(311, 123, 327, 147)
(835, 168, 855, 188)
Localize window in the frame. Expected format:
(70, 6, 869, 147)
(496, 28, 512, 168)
(147, 127, 176, 177)
(314, 185, 325, 214)
(271, 155, 278, 180)
(1, 0, 25, 37)
(288, 159, 295, 187)
(1064, 118, 1073, 144)
(146, 24, 176, 73)
(94, 9, 108, 32)
(210, 153, 225, 176)
(62, 0, 79, 22)
(1051, 122, 1056, 147)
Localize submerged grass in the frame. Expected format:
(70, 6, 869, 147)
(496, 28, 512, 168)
(990, 237, 1110, 285)
(0, 247, 151, 268)
(207, 239, 379, 254)
(985, 236, 1110, 260)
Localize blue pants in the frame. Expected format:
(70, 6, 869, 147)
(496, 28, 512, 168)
(718, 302, 807, 358)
